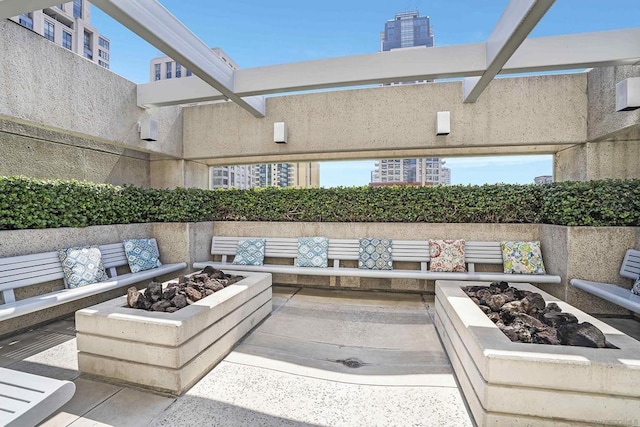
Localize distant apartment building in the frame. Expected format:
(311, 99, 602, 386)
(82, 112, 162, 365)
(149, 47, 238, 82)
(209, 162, 319, 189)
(11, 1, 110, 69)
(371, 158, 450, 186)
(534, 175, 553, 185)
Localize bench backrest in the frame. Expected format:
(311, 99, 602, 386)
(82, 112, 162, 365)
(210, 237, 504, 272)
(620, 249, 640, 280)
(0, 243, 130, 304)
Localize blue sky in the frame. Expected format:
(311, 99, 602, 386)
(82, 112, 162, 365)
(90, 0, 639, 187)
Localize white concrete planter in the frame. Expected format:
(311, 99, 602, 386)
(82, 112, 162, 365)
(434, 280, 640, 427)
(76, 271, 272, 395)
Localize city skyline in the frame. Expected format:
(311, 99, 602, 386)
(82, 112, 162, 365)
(85, 1, 638, 187)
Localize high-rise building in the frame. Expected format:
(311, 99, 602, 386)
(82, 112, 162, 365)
(11, 1, 110, 69)
(381, 11, 434, 52)
(371, 158, 450, 186)
(150, 47, 237, 82)
(534, 175, 553, 185)
(373, 11, 448, 187)
(210, 162, 319, 189)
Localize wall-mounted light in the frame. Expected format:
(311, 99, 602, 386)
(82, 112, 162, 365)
(616, 77, 640, 111)
(436, 111, 450, 135)
(139, 117, 158, 141)
(274, 122, 288, 144)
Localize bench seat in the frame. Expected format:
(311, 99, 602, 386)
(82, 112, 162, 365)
(0, 367, 75, 427)
(0, 242, 186, 322)
(571, 249, 640, 314)
(194, 237, 561, 284)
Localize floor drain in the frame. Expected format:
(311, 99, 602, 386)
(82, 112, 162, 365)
(334, 358, 365, 368)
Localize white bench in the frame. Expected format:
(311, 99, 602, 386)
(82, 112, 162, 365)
(193, 237, 561, 284)
(0, 242, 187, 322)
(571, 249, 640, 314)
(0, 367, 75, 427)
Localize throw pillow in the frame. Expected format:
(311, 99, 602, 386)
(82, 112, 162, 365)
(123, 238, 163, 273)
(57, 246, 109, 289)
(233, 239, 266, 265)
(429, 239, 466, 272)
(359, 238, 393, 270)
(632, 275, 640, 296)
(501, 241, 546, 274)
(296, 237, 329, 268)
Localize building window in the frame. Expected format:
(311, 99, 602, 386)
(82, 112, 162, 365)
(98, 60, 109, 69)
(175, 63, 182, 78)
(44, 21, 55, 41)
(186, 69, 192, 77)
(154, 64, 161, 81)
(73, 0, 82, 18)
(98, 37, 109, 50)
(165, 61, 172, 79)
(62, 32, 72, 50)
(19, 13, 33, 30)
(58, 4, 65, 11)
(98, 49, 109, 61)
(83, 30, 92, 59)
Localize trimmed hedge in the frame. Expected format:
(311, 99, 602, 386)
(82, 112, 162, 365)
(0, 176, 639, 230)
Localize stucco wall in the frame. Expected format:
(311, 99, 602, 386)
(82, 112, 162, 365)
(0, 118, 151, 186)
(0, 20, 183, 158)
(184, 74, 588, 162)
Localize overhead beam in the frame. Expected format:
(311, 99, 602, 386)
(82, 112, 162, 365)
(0, 0, 59, 19)
(137, 28, 640, 108)
(91, 0, 265, 117)
(463, 0, 555, 103)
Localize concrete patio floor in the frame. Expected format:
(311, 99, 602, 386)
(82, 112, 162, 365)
(0, 287, 475, 427)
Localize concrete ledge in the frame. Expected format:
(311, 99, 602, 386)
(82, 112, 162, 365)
(434, 280, 640, 426)
(76, 272, 272, 395)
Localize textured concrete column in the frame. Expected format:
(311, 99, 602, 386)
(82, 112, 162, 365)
(150, 159, 209, 189)
(555, 141, 640, 182)
(152, 222, 214, 273)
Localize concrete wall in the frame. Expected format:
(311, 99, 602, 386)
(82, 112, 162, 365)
(0, 222, 213, 337)
(555, 140, 640, 181)
(184, 74, 587, 163)
(0, 20, 183, 159)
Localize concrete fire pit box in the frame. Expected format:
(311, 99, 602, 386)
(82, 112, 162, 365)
(76, 271, 272, 395)
(434, 280, 640, 426)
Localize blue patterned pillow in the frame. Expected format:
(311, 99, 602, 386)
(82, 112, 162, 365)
(296, 237, 329, 268)
(633, 275, 640, 296)
(123, 239, 163, 273)
(359, 238, 393, 270)
(58, 246, 109, 289)
(233, 239, 266, 266)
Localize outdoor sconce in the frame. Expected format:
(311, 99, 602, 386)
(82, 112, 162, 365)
(274, 122, 288, 143)
(139, 117, 158, 141)
(616, 77, 640, 111)
(436, 111, 450, 135)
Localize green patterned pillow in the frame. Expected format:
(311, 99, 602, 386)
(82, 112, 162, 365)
(233, 239, 266, 266)
(359, 238, 393, 270)
(58, 246, 109, 289)
(501, 241, 546, 274)
(296, 237, 329, 268)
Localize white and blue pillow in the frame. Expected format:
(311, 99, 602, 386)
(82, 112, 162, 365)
(123, 238, 163, 273)
(58, 246, 109, 289)
(633, 275, 640, 296)
(233, 239, 266, 266)
(296, 237, 329, 268)
(359, 238, 393, 270)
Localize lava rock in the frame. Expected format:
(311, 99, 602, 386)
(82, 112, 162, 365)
(487, 294, 511, 311)
(542, 311, 578, 328)
(185, 287, 203, 302)
(127, 287, 140, 308)
(172, 294, 188, 309)
(162, 286, 177, 301)
(522, 293, 546, 314)
(145, 282, 163, 303)
(150, 300, 172, 312)
(557, 322, 608, 348)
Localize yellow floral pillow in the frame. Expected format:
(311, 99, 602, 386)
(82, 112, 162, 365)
(501, 241, 546, 274)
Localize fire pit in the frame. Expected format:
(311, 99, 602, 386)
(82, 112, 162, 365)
(435, 280, 640, 426)
(76, 271, 272, 395)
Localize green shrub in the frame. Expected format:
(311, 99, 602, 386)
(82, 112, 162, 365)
(0, 176, 638, 230)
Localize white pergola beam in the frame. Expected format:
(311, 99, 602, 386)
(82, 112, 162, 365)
(0, 0, 58, 19)
(463, 0, 555, 103)
(137, 29, 640, 108)
(91, 0, 265, 117)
